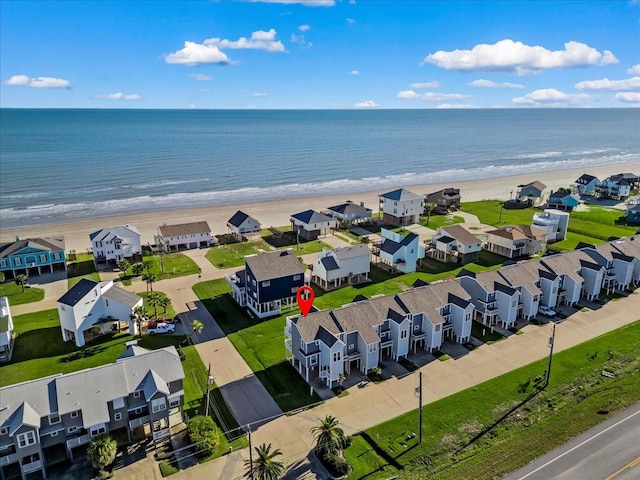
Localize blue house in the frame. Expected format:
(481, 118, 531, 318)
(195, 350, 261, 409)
(226, 250, 306, 318)
(0, 237, 66, 279)
(547, 190, 580, 211)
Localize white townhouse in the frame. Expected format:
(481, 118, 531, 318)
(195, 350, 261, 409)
(226, 211, 262, 242)
(540, 249, 605, 302)
(532, 209, 570, 243)
(583, 243, 636, 292)
(609, 236, 640, 286)
(595, 176, 632, 200)
(483, 225, 548, 259)
(378, 188, 424, 226)
(373, 229, 425, 273)
(312, 246, 371, 290)
(498, 261, 560, 319)
(57, 279, 142, 347)
(90, 225, 142, 267)
(156, 221, 214, 252)
(427, 225, 482, 264)
(0, 297, 14, 362)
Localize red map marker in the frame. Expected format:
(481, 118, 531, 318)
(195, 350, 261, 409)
(296, 286, 315, 317)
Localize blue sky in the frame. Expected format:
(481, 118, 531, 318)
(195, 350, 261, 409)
(1, 0, 639, 109)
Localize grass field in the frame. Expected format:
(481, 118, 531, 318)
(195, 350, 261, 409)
(0, 280, 45, 305)
(139, 291, 177, 319)
(66, 252, 100, 288)
(419, 214, 465, 230)
(144, 253, 201, 280)
(205, 239, 273, 269)
(342, 321, 640, 480)
(67, 271, 101, 289)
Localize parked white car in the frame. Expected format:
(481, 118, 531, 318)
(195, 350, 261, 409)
(538, 306, 557, 317)
(148, 323, 176, 335)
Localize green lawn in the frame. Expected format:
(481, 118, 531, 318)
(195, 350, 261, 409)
(419, 214, 465, 230)
(205, 239, 273, 269)
(66, 252, 100, 288)
(547, 231, 605, 252)
(0, 280, 45, 305)
(143, 253, 200, 280)
(138, 291, 177, 319)
(461, 200, 539, 227)
(261, 228, 332, 256)
(67, 272, 101, 289)
(343, 321, 640, 480)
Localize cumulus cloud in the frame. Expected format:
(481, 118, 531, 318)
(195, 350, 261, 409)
(204, 29, 285, 52)
(574, 76, 640, 91)
(355, 100, 380, 108)
(299, 24, 311, 31)
(252, 92, 268, 97)
(291, 33, 312, 47)
(512, 88, 590, 106)
(397, 90, 421, 99)
(98, 92, 141, 100)
(246, 0, 334, 6)
(165, 41, 230, 66)
(615, 92, 640, 104)
(424, 39, 618, 75)
(627, 64, 640, 75)
(5, 74, 71, 88)
(348, 70, 360, 76)
(188, 73, 214, 81)
(469, 79, 524, 89)
(397, 90, 470, 101)
(409, 81, 440, 89)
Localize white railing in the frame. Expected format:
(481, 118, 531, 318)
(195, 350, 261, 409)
(129, 415, 150, 429)
(0, 453, 17, 466)
(22, 459, 43, 473)
(284, 338, 292, 352)
(152, 428, 171, 441)
(66, 433, 91, 449)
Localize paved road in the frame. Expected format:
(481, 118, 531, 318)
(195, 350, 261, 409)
(504, 403, 640, 480)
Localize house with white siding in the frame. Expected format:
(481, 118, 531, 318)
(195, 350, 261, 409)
(325, 201, 372, 227)
(312, 246, 371, 290)
(532, 209, 570, 243)
(427, 225, 482, 264)
(0, 297, 14, 362)
(373, 229, 425, 273)
(155, 221, 214, 252)
(378, 188, 424, 226)
(226, 211, 262, 241)
(90, 225, 142, 267)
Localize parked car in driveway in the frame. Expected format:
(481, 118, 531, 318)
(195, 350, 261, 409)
(148, 323, 176, 335)
(538, 306, 557, 317)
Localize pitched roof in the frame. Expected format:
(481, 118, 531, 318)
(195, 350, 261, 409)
(498, 262, 544, 294)
(326, 202, 372, 216)
(487, 225, 547, 241)
(440, 225, 480, 247)
(379, 188, 422, 201)
(58, 278, 99, 307)
(0, 237, 65, 258)
(576, 174, 598, 184)
(519, 180, 547, 192)
(89, 225, 140, 242)
(158, 221, 211, 238)
(333, 245, 370, 260)
(102, 286, 142, 308)
(245, 250, 305, 282)
(291, 209, 334, 225)
(380, 232, 418, 255)
(320, 256, 340, 271)
(610, 237, 640, 260)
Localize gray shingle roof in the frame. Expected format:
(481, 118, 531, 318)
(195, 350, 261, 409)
(0, 237, 65, 259)
(440, 225, 480, 247)
(326, 202, 372, 217)
(158, 221, 211, 238)
(333, 245, 370, 260)
(102, 286, 142, 308)
(89, 225, 140, 242)
(291, 210, 334, 225)
(245, 250, 305, 282)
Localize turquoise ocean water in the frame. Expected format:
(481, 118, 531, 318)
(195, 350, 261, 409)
(0, 108, 638, 228)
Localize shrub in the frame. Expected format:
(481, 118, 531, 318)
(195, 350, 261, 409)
(187, 415, 218, 458)
(321, 451, 351, 477)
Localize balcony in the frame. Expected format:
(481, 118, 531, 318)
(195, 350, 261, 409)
(284, 338, 292, 352)
(152, 428, 171, 441)
(0, 452, 17, 467)
(22, 459, 43, 474)
(129, 415, 150, 429)
(66, 433, 91, 449)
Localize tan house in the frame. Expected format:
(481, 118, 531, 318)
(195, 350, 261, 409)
(483, 225, 548, 259)
(427, 225, 482, 264)
(155, 221, 215, 252)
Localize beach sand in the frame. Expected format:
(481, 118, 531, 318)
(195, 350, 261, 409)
(1, 163, 633, 253)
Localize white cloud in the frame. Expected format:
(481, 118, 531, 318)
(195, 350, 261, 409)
(165, 41, 230, 66)
(346, 18, 355, 24)
(188, 73, 214, 81)
(627, 64, 640, 75)
(299, 24, 311, 31)
(355, 100, 380, 108)
(98, 92, 141, 100)
(291, 33, 312, 47)
(204, 29, 285, 52)
(615, 92, 640, 104)
(409, 81, 440, 89)
(512, 88, 590, 106)
(5, 74, 71, 88)
(185, 103, 197, 109)
(252, 92, 268, 97)
(349, 70, 360, 76)
(246, 0, 335, 6)
(574, 76, 640, 91)
(397, 90, 420, 99)
(469, 79, 524, 89)
(436, 104, 478, 109)
(397, 90, 469, 101)
(424, 39, 618, 75)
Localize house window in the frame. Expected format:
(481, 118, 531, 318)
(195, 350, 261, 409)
(49, 413, 61, 424)
(39, 254, 47, 262)
(348, 344, 355, 350)
(14, 258, 22, 266)
(91, 426, 106, 437)
(151, 397, 167, 413)
(50, 431, 58, 437)
(511, 299, 517, 307)
(169, 399, 181, 408)
(134, 407, 144, 415)
(368, 344, 377, 353)
(435, 324, 441, 332)
(400, 330, 408, 339)
(114, 412, 122, 421)
(310, 355, 318, 365)
(0, 427, 9, 435)
(133, 390, 142, 398)
(17, 431, 36, 448)
(70, 410, 79, 418)
(67, 426, 79, 434)
(0, 260, 6, 267)
(293, 274, 301, 281)
(262, 280, 270, 287)
(333, 352, 341, 362)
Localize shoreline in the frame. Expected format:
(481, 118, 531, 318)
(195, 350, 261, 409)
(1, 163, 633, 253)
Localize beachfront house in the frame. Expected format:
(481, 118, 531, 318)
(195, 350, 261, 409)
(424, 188, 461, 214)
(516, 181, 546, 206)
(0, 342, 184, 480)
(546, 189, 580, 211)
(226, 250, 306, 319)
(426, 225, 482, 264)
(378, 188, 424, 226)
(155, 221, 214, 252)
(58, 279, 142, 347)
(226, 211, 262, 241)
(324, 201, 372, 227)
(0, 237, 66, 279)
(573, 174, 600, 195)
(582, 243, 636, 293)
(372, 228, 425, 273)
(532, 209, 570, 243)
(625, 202, 640, 225)
(290, 210, 337, 241)
(482, 225, 548, 259)
(89, 225, 142, 267)
(0, 297, 14, 362)
(595, 176, 632, 200)
(540, 250, 605, 302)
(312, 246, 371, 290)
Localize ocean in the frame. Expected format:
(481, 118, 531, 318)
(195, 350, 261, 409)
(1, 108, 638, 229)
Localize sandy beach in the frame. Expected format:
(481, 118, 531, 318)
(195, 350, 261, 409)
(1, 163, 633, 253)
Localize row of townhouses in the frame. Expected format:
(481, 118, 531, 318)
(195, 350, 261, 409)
(285, 236, 640, 389)
(0, 342, 184, 480)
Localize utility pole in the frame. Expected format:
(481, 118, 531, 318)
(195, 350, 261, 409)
(545, 324, 556, 388)
(499, 202, 504, 224)
(418, 370, 423, 444)
(205, 363, 212, 417)
(247, 426, 254, 480)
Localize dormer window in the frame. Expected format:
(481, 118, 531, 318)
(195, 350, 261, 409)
(49, 413, 61, 425)
(133, 390, 142, 398)
(17, 431, 36, 448)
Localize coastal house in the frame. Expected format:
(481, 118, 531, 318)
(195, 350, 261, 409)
(226, 211, 262, 241)
(0, 237, 66, 279)
(424, 188, 461, 214)
(498, 261, 560, 318)
(582, 243, 636, 293)
(573, 174, 600, 195)
(226, 250, 306, 319)
(89, 225, 142, 267)
(312, 246, 371, 290)
(155, 221, 214, 252)
(532, 209, 570, 243)
(546, 189, 580, 211)
(0, 297, 14, 362)
(378, 188, 424, 226)
(0, 342, 184, 480)
(57, 279, 142, 347)
(426, 225, 482, 264)
(609, 173, 640, 189)
(516, 181, 546, 206)
(324, 201, 372, 227)
(625, 202, 640, 225)
(595, 176, 632, 200)
(372, 229, 425, 273)
(457, 269, 520, 329)
(290, 210, 337, 241)
(609, 236, 640, 286)
(482, 225, 548, 259)
(540, 250, 605, 302)
(284, 279, 474, 388)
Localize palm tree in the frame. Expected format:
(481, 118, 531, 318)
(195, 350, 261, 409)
(142, 272, 158, 293)
(86, 435, 117, 477)
(15, 274, 28, 293)
(244, 443, 285, 480)
(424, 202, 437, 226)
(183, 319, 204, 345)
(146, 291, 163, 318)
(132, 305, 148, 338)
(142, 259, 154, 274)
(131, 263, 144, 276)
(311, 415, 347, 456)
(119, 258, 131, 275)
(157, 292, 171, 314)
